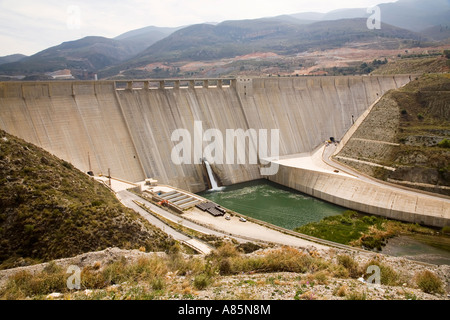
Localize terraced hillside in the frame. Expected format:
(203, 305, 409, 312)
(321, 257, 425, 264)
(336, 73, 450, 195)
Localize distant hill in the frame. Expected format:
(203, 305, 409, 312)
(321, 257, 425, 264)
(114, 25, 181, 53)
(2, 0, 449, 80)
(102, 17, 422, 78)
(0, 129, 174, 269)
(291, 0, 450, 33)
(421, 24, 450, 41)
(0, 54, 27, 66)
(0, 36, 144, 79)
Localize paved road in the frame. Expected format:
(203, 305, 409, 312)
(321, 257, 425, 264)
(118, 190, 243, 239)
(116, 190, 253, 254)
(117, 190, 334, 251)
(117, 190, 191, 242)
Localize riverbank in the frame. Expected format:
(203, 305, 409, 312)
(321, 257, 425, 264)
(295, 211, 450, 265)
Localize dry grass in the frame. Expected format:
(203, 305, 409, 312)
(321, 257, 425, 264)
(414, 270, 445, 294)
(2, 242, 446, 300)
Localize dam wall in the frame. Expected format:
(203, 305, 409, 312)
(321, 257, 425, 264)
(115, 81, 261, 192)
(236, 76, 411, 155)
(0, 75, 411, 193)
(0, 81, 145, 182)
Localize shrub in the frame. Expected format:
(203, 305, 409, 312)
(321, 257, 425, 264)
(81, 266, 107, 290)
(61, 161, 73, 170)
(308, 270, 330, 285)
(211, 242, 241, 259)
(102, 256, 128, 285)
(363, 259, 401, 286)
(438, 139, 450, 149)
(151, 277, 166, 291)
(335, 284, 348, 297)
(168, 253, 205, 276)
(415, 270, 445, 294)
(237, 242, 261, 254)
(444, 50, 450, 59)
(218, 258, 232, 275)
(442, 226, 450, 234)
(193, 274, 211, 290)
(337, 254, 360, 279)
(0, 266, 67, 299)
(346, 291, 367, 300)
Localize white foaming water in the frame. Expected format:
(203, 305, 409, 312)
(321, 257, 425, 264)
(204, 160, 224, 191)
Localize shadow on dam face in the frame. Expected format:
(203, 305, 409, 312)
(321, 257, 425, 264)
(0, 75, 412, 194)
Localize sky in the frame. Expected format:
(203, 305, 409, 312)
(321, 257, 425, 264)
(0, 0, 397, 57)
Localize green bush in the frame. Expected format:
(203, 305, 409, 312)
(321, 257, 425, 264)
(151, 277, 166, 291)
(415, 270, 445, 294)
(444, 50, 450, 59)
(438, 139, 450, 149)
(81, 266, 107, 290)
(0, 265, 68, 299)
(363, 259, 401, 286)
(193, 274, 212, 290)
(337, 254, 360, 279)
(442, 226, 450, 234)
(346, 291, 367, 300)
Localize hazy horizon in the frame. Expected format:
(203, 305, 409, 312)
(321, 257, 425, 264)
(0, 0, 396, 56)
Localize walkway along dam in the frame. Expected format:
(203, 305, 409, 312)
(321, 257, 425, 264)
(1, 76, 448, 227)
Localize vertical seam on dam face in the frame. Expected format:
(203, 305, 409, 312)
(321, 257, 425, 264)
(0, 76, 418, 192)
(113, 85, 147, 179)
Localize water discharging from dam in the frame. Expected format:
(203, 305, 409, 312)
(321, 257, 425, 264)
(198, 179, 345, 230)
(204, 160, 223, 191)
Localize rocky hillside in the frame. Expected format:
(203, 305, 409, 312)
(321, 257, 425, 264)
(336, 73, 450, 195)
(0, 130, 174, 269)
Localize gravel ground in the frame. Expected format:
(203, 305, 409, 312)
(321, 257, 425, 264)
(1, 247, 448, 300)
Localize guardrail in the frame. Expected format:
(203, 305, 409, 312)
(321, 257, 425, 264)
(114, 79, 236, 90)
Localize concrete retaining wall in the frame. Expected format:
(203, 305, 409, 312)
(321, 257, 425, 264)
(268, 164, 450, 228)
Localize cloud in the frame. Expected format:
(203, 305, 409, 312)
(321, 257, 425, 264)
(0, 0, 396, 56)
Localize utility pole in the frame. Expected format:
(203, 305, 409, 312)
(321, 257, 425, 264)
(108, 168, 111, 187)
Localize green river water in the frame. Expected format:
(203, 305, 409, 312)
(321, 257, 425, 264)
(198, 179, 346, 230)
(198, 179, 450, 265)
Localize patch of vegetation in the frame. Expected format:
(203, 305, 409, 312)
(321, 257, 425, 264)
(0, 130, 174, 269)
(372, 52, 450, 75)
(295, 210, 439, 251)
(362, 259, 403, 286)
(414, 270, 445, 294)
(1, 241, 447, 300)
(325, 59, 388, 76)
(438, 139, 450, 149)
(0, 244, 349, 300)
(336, 254, 360, 279)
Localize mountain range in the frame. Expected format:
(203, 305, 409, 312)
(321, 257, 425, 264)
(0, 0, 449, 80)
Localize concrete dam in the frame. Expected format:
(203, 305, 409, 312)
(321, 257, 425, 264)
(1, 75, 448, 227)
